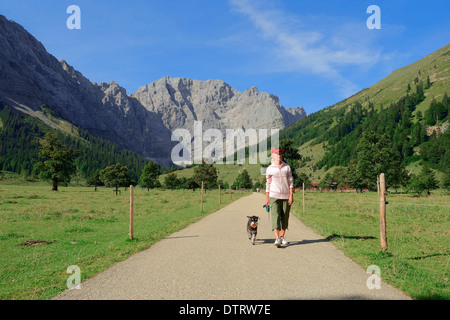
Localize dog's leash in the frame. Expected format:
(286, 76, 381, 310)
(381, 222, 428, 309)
(263, 204, 270, 221)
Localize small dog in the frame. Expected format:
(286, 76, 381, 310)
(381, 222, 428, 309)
(247, 216, 260, 245)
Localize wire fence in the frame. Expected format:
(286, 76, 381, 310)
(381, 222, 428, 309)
(304, 197, 450, 208)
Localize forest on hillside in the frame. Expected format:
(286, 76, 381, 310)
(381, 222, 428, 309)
(0, 101, 150, 181)
(281, 80, 449, 174)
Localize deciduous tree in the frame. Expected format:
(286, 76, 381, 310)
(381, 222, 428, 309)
(34, 132, 79, 191)
(100, 163, 133, 195)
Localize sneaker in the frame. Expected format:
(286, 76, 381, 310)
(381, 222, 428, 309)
(280, 237, 289, 245)
(274, 238, 281, 247)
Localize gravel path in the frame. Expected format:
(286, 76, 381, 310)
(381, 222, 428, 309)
(54, 193, 410, 300)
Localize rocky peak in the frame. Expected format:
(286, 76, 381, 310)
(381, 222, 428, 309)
(0, 14, 307, 166)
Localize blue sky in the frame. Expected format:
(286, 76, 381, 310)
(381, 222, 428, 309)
(0, 0, 449, 114)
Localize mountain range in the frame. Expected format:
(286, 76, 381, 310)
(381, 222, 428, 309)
(0, 13, 448, 185)
(0, 14, 306, 167)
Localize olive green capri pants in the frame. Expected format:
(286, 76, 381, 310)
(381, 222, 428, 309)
(269, 197, 291, 230)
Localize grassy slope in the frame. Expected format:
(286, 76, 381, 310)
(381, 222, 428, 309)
(285, 44, 450, 183)
(332, 44, 450, 114)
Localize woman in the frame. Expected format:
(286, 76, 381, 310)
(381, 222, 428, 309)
(265, 148, 294, 247)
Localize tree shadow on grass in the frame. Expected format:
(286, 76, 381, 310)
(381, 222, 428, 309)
(408, 252, 449, 260)
(326, 234, 377, 241)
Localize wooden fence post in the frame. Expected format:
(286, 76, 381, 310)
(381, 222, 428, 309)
(302, 182, 305, 214)
(129, 185, 134, 240)
(201, 181, 204, 212)
(379, 173, 387, 252)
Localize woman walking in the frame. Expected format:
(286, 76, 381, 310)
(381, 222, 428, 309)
(265, 148, 294, 247)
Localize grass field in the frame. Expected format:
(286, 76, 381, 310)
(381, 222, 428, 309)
(290, 190, 450, 300)
(1, 184, 448, 300)
(0, 185, 247, 300)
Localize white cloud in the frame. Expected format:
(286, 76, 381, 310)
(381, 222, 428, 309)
(228, 0, 381, 98)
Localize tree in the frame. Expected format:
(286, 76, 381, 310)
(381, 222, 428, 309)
(280, 138, 302, 187)
(356, 131, 407, 190)
(442, 92, 449, 110)
(296, 171, 311, 189)
(330, 167, 348, 190)
(408, 166, 439, 195)
(408, 174, 425, 195)
(0, 157, 3, 180)
(420, 166, 439, 194)
(232, 169, 253, 189)
(34, 132, 79, 191)
(139, 161, 161, 191)
(344, 159, 365, 192)
(319, 172, 334, 191)
(442, 170, 450, 192)
(99, 163, 132, 195)
(425, 75, 431, 89)
(164, 172, 179, 190)
(86, 170, 104, 191)
(415, 110, 423, 122)
(425, 97, 447, 126)
(192, 160, 218, 190)
(185, 177, 200, 191)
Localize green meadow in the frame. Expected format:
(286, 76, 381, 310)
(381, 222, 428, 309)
(1, 183, 448, 300)
(0, 185, 246, 300)
(291, 190, 450, 300)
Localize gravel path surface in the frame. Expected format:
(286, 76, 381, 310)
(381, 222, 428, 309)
(54, 193, 410, 300)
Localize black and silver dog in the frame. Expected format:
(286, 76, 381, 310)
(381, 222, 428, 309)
(247, 216, 260, 245)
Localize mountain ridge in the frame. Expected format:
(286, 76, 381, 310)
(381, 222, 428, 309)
(0, 14, 307, 167)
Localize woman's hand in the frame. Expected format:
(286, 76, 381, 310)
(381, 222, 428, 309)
(288, 193, 293, 206)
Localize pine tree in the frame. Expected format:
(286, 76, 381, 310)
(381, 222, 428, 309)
(164, 172, 179, 190)
(356, 131, 407, 190)
(232, 169, 253, 189)
(409, 166, 439, 195)
(139, 161, 161, 191)
(442, 170, 450, 192)
(280, 138, 302, 186)
(192, 160, 218, 190)
(421, 166, 439, 194)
